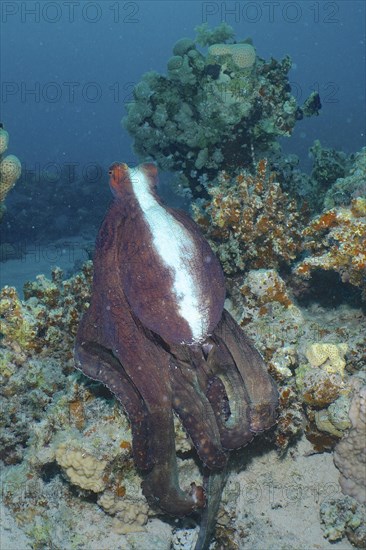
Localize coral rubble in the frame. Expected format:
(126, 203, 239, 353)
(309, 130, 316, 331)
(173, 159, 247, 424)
(320, 496, 366, 548)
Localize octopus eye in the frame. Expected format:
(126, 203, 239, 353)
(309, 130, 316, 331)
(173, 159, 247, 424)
(108, 169, 113, 176)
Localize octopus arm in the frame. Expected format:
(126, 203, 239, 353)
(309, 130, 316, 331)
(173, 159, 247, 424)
(214, 310, 278, 432)
(75, 339, 151, 470)
(169, 357, 227, 470)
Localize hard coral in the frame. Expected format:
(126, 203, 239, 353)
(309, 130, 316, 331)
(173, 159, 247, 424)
(123, 24, 319, 197)
(193, 160, 304, 275)
(0, 263, 92, 356)
(305, 343, 348, 376)
(55, 443, 108, 492)
(0, 126, 21, 211)
(324, 146, 366, 209)
(294, 200, 366, 299)
(334, 375, 366, 505)
(296, 343, 349, 408)
(98, 492, 149, 534)
(320, 496, 366, 547)
(208, 42, 256, 69)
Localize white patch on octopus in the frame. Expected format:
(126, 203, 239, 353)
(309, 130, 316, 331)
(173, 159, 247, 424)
(129, 166, 210, 342)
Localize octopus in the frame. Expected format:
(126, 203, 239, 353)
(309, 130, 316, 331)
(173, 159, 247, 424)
(75, 162, 278, 548)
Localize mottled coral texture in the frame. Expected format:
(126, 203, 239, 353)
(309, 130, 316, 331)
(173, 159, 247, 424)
(0, 263, 92, 355)
(0, 127, 21, 207)
(193, 160, 304, 275)
(323, 146, 366, 209)
(294, 198, 366, 299)
(334, 376, 366, 505)
(123, 24, 319, 197)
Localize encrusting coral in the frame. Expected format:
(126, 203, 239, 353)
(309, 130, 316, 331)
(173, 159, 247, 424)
(55, 443, 108, 492)
(294, 198, 366, 300)
(98, 492, 149, 534)
(295, 343, 348, 408)
(193, 159, 305, 275)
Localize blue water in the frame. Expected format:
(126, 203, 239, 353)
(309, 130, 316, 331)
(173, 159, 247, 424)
(1, 0, 365, 177)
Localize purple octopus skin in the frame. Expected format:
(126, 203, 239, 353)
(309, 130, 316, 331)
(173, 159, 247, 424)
(75, 162, 278, 522)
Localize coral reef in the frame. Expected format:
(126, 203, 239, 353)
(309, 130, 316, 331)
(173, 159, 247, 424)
(98, 492, 149, 534)
(123, 24, 319, 196)
(0, 263, 92, 355)
(324, 146, 366, 210)
(193, 160, 305, 275)
(0, 125, 21, 222)
(294, 198, 366, 300)
(0, 264, 92, 464)
(295, 343, 348, 407)
(228, 268, 366, 453)
(320, 496, 366, 548)
(1, 19, 365, 550)
(309, 139, 348, 198)
(334, 374, 366, 505)
(1, 258, 365, 548)
(55, 443, 108, 492)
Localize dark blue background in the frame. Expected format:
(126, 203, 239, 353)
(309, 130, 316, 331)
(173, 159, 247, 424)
(1, 0, 365, 178)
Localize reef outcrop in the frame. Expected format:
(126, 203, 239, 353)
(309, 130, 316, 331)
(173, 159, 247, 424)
(123, 24, 320, 197)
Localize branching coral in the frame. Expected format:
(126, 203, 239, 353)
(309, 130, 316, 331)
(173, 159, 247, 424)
(193, 160, 305, 275)
(294, 198, 366, 299)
